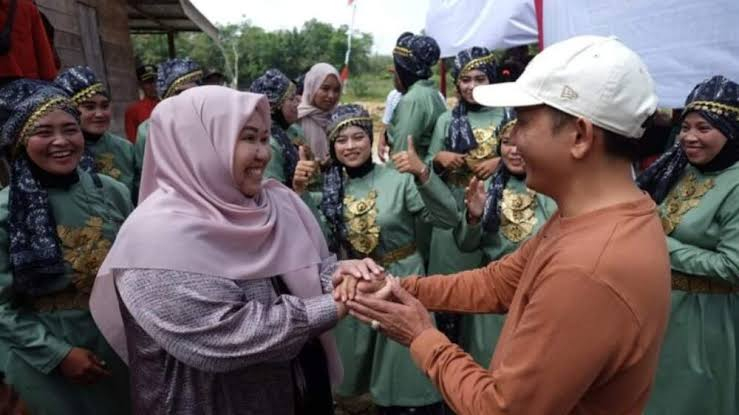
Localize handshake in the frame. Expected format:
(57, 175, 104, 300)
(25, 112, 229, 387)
(328, 259, 434, 347)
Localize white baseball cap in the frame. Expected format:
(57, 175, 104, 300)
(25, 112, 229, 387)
(473, 35, 658, 138)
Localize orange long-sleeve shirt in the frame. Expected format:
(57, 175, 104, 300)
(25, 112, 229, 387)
(402, 194, 671, 415)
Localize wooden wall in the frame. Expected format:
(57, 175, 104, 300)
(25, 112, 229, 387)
(35, 0, 139, 136)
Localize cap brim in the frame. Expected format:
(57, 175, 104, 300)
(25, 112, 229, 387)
(472, 82, 543, 108)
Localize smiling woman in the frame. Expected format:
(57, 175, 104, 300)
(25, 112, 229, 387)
(89, 86, 386, 415)
(0, 79, 133, 414)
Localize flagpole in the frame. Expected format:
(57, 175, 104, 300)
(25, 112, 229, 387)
(342, 0, 358, 83)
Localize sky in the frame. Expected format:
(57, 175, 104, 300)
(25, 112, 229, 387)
(189, 0, 429, 54)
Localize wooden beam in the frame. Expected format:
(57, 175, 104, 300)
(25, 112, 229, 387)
(167, 31, 176, 58)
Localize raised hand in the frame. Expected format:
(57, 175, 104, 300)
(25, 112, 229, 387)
(292, 145, 318, 194)
(464, 176, 488, 225)
(391, 136, 428, 180)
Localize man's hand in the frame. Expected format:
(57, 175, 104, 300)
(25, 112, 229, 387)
(58, 347, 111, 385)
(434, 151, 466, 171)
(347, 277, 434, 347)
(464, 177, 488, 225)
(392, 136, 428, 181)
(471, 157, 500, 180)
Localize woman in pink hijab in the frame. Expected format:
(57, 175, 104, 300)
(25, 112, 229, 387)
(297, 63, 343, 161)
(89, 86, 382, 414)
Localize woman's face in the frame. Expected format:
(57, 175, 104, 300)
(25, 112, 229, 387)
(457, 69, 489, 104)
(233, 112, 272, 197)
(312, 75, 341, 111)
(280, 90, 300, 124)
(78, 94, 111, 135)
(500, 124, 525, 175)
(334, 125, 372, 168)
(679, 112, 728, 165)
(25, 109, 84, 175)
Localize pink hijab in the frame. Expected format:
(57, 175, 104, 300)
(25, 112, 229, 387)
(90, 86, 342, 383)
(297, 63, 341, 160)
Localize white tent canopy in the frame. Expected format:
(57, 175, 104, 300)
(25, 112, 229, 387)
(425, 0, 739, 107)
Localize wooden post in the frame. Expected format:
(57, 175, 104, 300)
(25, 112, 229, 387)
(167, 31, 176, 58)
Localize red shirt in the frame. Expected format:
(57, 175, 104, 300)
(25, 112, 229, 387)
(0, 0, 58, 80)
(124, 97, 158, 143)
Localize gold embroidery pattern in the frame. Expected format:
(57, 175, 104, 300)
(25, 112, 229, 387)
(32, 217, 111, 312)
(163, 70, 204, 99)
(95, 153, 121, 179)
(18, 97, 76, 149)
(500, 189, 538, 242)
(660, 172, 715, 235)
(448, 125, 499, 187)
(344, 190, 381, 255)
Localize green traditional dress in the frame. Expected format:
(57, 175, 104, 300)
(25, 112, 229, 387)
(87, 132, 135, 195)
(646, 162, 739, 415)
(387, 80, 447, 268)
(308, 165, 458, 407)
(264, 124, 307, 185)
(0, 171, 133, 414)
(426, 107, 504, 277)
(387, 80, 447, 161)
(454, 176, 556, 366)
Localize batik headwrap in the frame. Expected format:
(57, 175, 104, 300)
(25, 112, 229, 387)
(0, 80, 80, 296)
(321, 104, 373, 254)
(447, 47, 497, 154)
(392, 32, 440, 89)
(637, 75, 739, 203)
(481, 108, 518, 233)
(54, 66, 108, 172)
(250, 69, 299, 186)
(157, 57, 203, 100)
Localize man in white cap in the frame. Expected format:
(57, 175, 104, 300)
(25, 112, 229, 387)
(346, 35, 671, 414)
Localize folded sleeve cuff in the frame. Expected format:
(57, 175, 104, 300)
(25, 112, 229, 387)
(410, 327, 451, 372)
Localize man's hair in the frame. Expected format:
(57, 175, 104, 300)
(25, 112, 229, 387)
(548, 107, 643, 161)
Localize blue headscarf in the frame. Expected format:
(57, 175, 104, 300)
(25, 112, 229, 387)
(481, 108, 518, 233)
(448, 47, 498, 154)
(54, 66, 107, 173)
(393, 32, 440, 90)
(637, 75, 739, 203)
(0, 80, 80, 296)
(250, 69, 299, 187)
(320, 104, 374, 254)
(157, 58, 203, 99)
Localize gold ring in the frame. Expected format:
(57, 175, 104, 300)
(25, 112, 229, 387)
(371, 320, 380, 330)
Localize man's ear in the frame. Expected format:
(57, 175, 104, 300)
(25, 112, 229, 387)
(571, 117, 595, 160)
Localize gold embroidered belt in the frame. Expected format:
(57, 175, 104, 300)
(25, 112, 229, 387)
(671, 272, 739, 294)
(371, 244, 417, 268)
(28, 288, 90, 312)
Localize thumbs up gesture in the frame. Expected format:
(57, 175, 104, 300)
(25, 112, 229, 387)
(292, 145, 318, 195)
(391, 135, 428, 181)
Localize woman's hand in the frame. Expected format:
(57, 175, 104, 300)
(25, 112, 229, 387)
(58, 347, 111, 385)
(433, 151, 465, 171)
(392, 136, 429, 182)
(292, 146, 318, 194)
(465, 177, 488, 225)
(471, 157, 500, 180)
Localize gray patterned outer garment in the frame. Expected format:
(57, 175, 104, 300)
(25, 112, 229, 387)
(114, 259, 338, 415)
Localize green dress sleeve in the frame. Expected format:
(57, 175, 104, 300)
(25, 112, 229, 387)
(426, 111, 451, 164)
(98, 174, 134, 218)
(264, 137, 286, 184)
(404, 171, 459, 229)
(454, 210, 484, 252)
(667, 186, 739, 285)
(0, 190, 72, 374)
